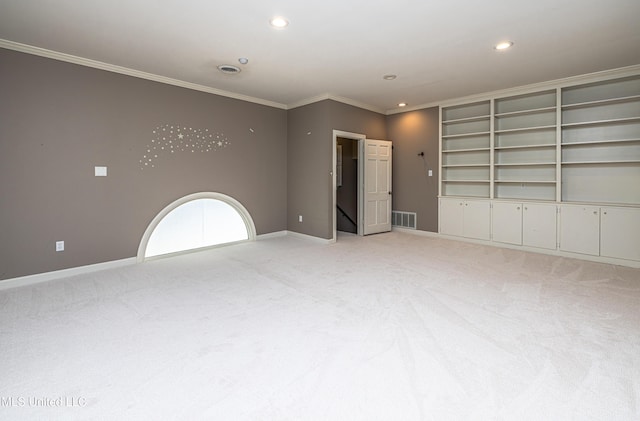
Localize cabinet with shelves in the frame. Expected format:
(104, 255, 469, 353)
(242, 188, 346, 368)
(559, 205, 640, 261)
(441, 101, 491, 198)
(492, 201, 557, 249)
(439, 198, 491, 240)
(561, 76, 640, 205)
(438, 70, 640, 266)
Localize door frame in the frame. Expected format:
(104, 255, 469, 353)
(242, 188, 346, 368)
(332, 130, 366, 242)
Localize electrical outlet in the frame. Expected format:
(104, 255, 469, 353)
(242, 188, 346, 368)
(298, 215, 303, 223)
(95, 166, 107, 176)
(56, 241, 65, 252)
(428, 169, 433, 177)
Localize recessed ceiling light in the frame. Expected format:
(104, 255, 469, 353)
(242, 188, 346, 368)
(383, 74, 397, 80)
(270, 16, 289, 28)
(398, 102, 407, 107)
(238, 57, 249, 65)
(495, 41, 514, 50)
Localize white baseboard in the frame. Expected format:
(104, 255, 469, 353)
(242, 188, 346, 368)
(392, 227, 440, 238)
(0, 257, 137, 291)
(257, 230, 288, 240)
(286, 230, 334, 244)
(0, 230, 325, 291)
(409, 230, 640, 269)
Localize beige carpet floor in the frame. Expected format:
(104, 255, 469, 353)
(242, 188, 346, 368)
(1, 231, 639, 420)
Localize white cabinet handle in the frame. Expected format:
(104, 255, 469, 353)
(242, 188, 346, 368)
(517, 207, 520, 210)
(524, 207, 528, 210)
(593, 211, 598, 215)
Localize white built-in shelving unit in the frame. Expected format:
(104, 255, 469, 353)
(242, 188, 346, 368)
(440, 101, 491, 198)
(560, 76, 640, 205)
(494, 89, 558, 201)
(438, 69, 640, 267)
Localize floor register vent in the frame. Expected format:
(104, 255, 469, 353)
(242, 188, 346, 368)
(392, 211, 417, 229)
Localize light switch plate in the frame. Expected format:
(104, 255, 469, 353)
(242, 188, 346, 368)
(56, 241, 64, 252)
(95, 166, 107, 176)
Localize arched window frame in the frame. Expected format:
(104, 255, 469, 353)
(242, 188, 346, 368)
(137, 192, 256, 262)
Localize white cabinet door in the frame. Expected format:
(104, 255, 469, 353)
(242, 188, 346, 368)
(492, 202, 522, 245)
(560, 205, 600, 256)
(463, 200, 491, 240)
(523, 203, 557, 250)
(439, 198, 464, 236)
(601, 207, 640, 261)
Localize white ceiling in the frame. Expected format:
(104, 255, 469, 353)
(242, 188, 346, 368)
(1, 0, 639, 113)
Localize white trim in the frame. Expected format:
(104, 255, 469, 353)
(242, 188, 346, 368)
(288, 94, 385, 114)
(392, 227, 441, 238)
(0, 39, 287, 110)
(257, 230, 288, 240)
(396, 229, 640, 268)
(326, 94, 386, 114)
(333, 131, 367, 241)
(4, 39, 639, 116)
(137, 192, 257, 262)
(286, 230, 335, 244)
(389, 64, 640, 114)
(287, 94, 332, 110)
(0, 258, 137, 291)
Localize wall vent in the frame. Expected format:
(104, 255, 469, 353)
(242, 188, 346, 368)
(392, 211, 417, 229)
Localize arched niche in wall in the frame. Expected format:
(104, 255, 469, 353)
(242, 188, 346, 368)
(137, 192, 256, 262)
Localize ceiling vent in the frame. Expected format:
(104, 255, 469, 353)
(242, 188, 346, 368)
(217, 65, 241, 74)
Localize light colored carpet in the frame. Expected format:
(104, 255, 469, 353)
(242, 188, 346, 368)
(1, 231, 639, 420)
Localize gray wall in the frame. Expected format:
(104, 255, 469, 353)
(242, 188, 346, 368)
(287, 100, 386, 239)
(386, 108, 440, 232)
(0, 48, 287, 280)
(0, 47, 439, 282)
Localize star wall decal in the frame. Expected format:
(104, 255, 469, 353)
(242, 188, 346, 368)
(140, 124, 230, 169)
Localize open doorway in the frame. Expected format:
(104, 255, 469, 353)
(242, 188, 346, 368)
(332, 131, 393, 241)
(332, 130, 365, 241)
(336, 136, 359, 234)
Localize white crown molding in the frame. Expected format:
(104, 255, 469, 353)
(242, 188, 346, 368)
(287, 94, 332, 110)
(288, 93, 385, 114)
(326, 94, 386, 114)
(0, 39, 288, 110)
(386, 102, 439, 115)
(389, 64, 640, 114)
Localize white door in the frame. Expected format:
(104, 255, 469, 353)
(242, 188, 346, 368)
(463, 200, 491, 240)
(363, 139, 392, 235)
(439, 198, 464, 236)
(601, 206, 640, 261)
(492, 202, 523, 245)
(523, 203, 557, 250)
(559, 205, 600, 256)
